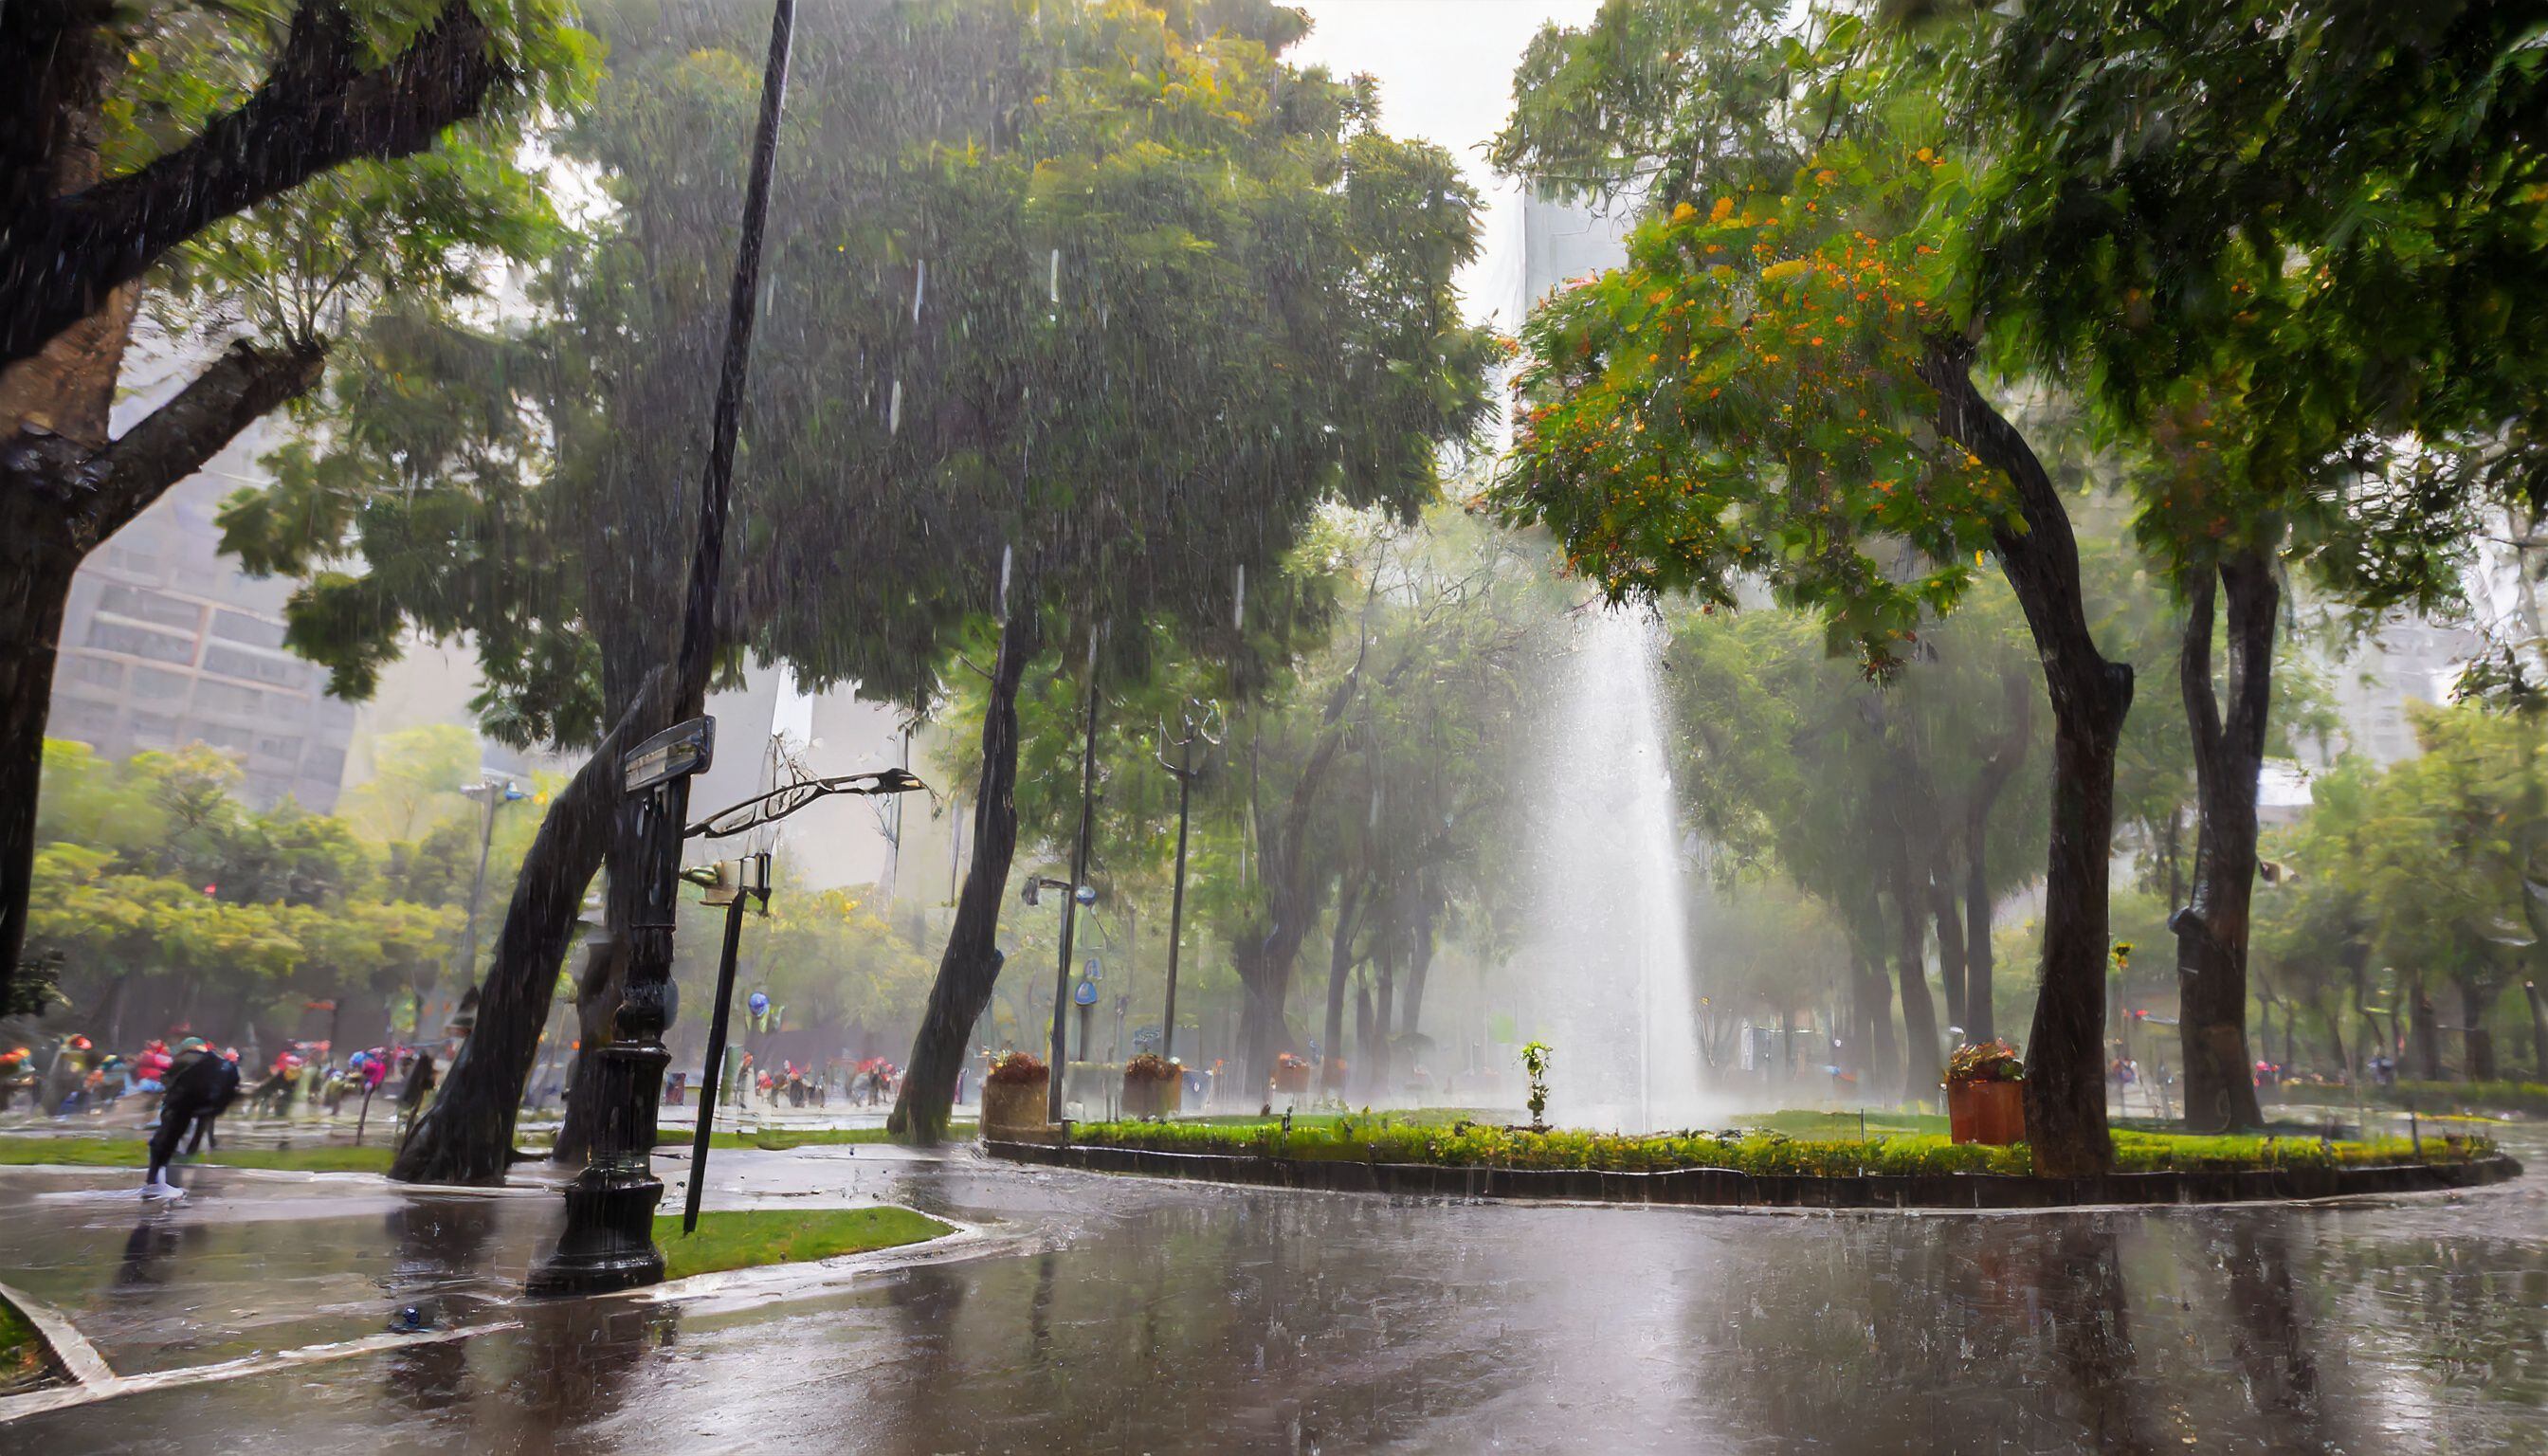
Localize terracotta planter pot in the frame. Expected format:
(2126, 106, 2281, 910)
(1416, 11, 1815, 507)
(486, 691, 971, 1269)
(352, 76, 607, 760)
(1121, 1072, 1182, 1119)
(980, 1077, 1049, 1138)
(1270, 1063, 1310, 1096)
(1948, 1078, 2026, 1145)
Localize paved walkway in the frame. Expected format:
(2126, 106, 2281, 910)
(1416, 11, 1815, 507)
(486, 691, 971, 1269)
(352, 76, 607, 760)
(1, 1124, 2540, 1452)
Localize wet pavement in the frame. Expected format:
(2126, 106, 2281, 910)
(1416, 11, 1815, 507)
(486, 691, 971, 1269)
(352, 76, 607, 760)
(1, 1128, 2541, 1453)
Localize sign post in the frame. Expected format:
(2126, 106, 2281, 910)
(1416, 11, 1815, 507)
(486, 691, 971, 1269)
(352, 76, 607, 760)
(682, 852, 771, 1234)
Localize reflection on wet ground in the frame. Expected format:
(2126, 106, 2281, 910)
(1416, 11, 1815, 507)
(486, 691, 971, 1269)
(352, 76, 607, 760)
(2, 1131, 2540, 1453)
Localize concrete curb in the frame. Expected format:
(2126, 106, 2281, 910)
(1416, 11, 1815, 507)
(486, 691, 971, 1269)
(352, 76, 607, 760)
(982, 1140, 2524, 1210)
(0, 1279, 112, 1390)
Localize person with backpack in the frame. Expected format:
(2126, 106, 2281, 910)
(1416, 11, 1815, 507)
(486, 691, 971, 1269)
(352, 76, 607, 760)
(140, 1038, 242, 1199)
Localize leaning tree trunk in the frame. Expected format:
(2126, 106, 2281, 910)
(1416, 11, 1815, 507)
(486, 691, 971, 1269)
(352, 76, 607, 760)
(391, 670, 670, 1184)
(2175, 553, 2275, 1132)
(888, 604, 1041, 1144)
(1921, 340, 2132, 1175)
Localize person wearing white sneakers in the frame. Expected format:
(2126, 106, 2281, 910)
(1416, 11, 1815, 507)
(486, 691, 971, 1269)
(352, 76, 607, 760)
(139, 1038, 240, 1199)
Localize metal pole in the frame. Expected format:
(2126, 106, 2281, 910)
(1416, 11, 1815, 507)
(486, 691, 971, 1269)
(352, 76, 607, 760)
(682, 891, 751, 1234)
(1049, 624, 1102, 1121)
(457, 784, 498, 989)
(1162, 737, 1192, 1064)
(530, 0, 792, 1299)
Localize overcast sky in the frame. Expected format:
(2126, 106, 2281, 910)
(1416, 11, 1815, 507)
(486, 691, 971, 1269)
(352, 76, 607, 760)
(1287, 1, 1606, 328)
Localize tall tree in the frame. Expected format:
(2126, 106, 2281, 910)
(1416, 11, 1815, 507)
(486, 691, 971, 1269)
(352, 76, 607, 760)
(0, 0, 582, 1001)
(1968, 0, 2548, 1127)
(227, 1, 1488, 1167)
(1490, 8, 2129, 1170)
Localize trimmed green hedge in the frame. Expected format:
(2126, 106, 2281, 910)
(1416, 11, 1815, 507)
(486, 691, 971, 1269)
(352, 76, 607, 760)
(1064, 1115, 2493, 1179)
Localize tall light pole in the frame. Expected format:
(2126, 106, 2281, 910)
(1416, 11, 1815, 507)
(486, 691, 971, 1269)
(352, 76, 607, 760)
(1155, 700, 1221, 1065)
(453, 775, 527, 989)
(529, 0, 794, 1298)
(1049, 624, 1102, 1121)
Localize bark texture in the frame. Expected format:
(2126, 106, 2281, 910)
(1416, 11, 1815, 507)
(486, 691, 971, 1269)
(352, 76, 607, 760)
(1920, 340, 2131, 1175)
(1, 1, 507, 370)
(888, 606, 1041, 1144)
(3, 338, 325, 983)
(2173, 554, 2275, 1132)
(391, 669, 671, 1184)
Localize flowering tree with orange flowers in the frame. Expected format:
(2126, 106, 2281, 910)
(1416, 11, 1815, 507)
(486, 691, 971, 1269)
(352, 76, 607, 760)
(1494, 130, 2133, 1174)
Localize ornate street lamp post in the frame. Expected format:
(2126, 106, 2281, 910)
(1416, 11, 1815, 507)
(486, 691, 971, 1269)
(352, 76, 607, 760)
(529, 0, 794, 1298)
(1153, 700, 1221, 1065)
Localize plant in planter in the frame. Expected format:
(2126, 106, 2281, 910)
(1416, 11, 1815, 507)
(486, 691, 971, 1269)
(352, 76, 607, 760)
(1271, 1052, 1312, 1097)
(1520, 1041, 1553, 1133)
(1121, 1053, 1181, 1119)
(980, 1052, 1050, 1138)
(1945, 1040, 2026, 1146)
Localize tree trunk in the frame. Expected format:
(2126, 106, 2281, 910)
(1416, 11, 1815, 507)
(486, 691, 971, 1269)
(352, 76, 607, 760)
(0, 537, 76, 987)
(1960, 673, 2030, 1044)
(2526, 982, 2548, 1083)
(1920, 340, 2132, 1175)
(1401, 881, 1438, 1041)
(1927, 875, 1968, 1046)
(2461, 978, 2497, 1083)
(2174, 554, 2275, 1132)
(1851, 936, 1898, 1095)
(1891, 879, 1942, 1101)
(1371, 933, 1397, 1098)
(2411, 979, 2443, 1081)
(888, 604, 1041, 1144)
(1352, 977, 1374, 1096)
(391, 669, 671, 1184)
(1320, 880, 1362, 1094)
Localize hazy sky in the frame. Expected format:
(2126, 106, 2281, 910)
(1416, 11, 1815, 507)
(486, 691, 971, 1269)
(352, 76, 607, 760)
(1287, 1, 1606, 327)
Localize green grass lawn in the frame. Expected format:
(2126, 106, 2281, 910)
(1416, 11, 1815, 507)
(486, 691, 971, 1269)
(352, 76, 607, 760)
(1065, 1111, 2496, 1178)
(0, 1135, 393, 1174)
(656, 1206, 951, 1280)
(0, 1291, 53, 1396)
(655, 1123, 974, 1152)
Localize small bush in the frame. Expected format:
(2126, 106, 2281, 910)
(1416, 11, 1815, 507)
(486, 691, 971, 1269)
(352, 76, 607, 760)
(986, 1052, 1048, 1086)
(1123, 1053, 1176, 1083)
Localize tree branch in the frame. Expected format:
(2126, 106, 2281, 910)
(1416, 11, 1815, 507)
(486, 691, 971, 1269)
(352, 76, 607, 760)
(85, 337, 327, 544)
(2, 1, 505, 369)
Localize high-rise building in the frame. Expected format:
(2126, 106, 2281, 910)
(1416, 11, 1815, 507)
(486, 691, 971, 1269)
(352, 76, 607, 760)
(46, 428, 355, 811)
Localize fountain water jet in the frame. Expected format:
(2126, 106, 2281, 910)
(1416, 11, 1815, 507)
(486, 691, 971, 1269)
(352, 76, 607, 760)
(1514, 607, 1714, 1132)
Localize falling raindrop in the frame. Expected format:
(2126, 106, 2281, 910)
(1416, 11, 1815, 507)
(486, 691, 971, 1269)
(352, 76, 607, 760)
(888, 378, 903, 434)
(999, 543, 1013, 618)
(1049, 247, 1061, 305)
(1232, 563, 1246, 630)
(911, 259, 927, 323)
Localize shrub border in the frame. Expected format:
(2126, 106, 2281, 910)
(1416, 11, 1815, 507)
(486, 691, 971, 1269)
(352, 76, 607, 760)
(984, 1138, 2522, 1209)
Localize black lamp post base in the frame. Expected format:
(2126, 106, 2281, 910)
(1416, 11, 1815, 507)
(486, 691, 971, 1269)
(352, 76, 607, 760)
(529, 1037, 670, 1298)
(526, 1167, 667, 1296)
